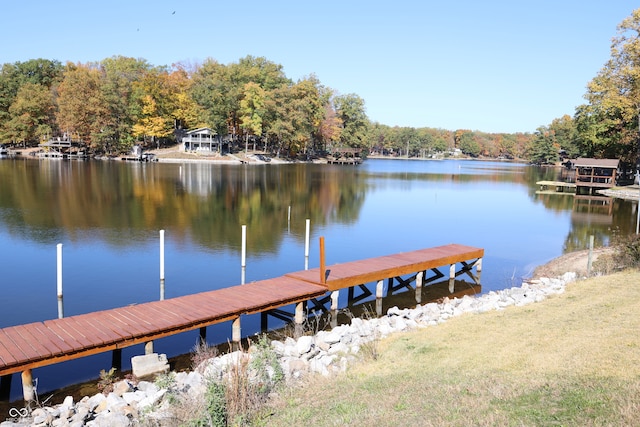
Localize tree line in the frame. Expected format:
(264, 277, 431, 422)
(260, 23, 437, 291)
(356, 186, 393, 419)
(0, 55, 535, 159)
(2, 9, 640, 164)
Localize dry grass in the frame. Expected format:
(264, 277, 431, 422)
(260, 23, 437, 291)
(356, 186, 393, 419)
(263, 270, 640, 426)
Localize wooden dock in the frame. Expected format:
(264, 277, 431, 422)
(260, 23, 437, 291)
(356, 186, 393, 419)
(536, 180, 576, 194)
(0, 243, 483, 402)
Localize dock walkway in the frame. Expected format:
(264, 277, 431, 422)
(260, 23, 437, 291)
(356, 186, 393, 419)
(0, 243, 483, 402)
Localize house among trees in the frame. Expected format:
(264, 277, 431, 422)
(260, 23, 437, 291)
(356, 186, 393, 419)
(180, 128, 222, 153)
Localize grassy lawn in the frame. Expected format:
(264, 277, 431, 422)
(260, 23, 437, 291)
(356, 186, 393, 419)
(263, 270, 640, 426)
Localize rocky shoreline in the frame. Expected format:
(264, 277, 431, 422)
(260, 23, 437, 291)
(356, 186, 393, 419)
(0, 271, 577, 426)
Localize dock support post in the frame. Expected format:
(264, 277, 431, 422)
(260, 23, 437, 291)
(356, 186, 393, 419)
(57, 243, 63, 319)
(304, 219, 310, 270)
(319, 237, 326, 284)
(112, 349, 122, 372)
(241, 225, 247, 284)
(160, 230, 165, 300)
(376, 280, 384, 316)
(145, 341, 154, 355)
(57, 243, 63, 298)
(415, 271, 424, 303)
(199, 327, 207, 346)
(57, 297, 64, 319)
(159, 230, 165, 281)
(294, 302, 304, 338)
(0, 374, 11, 401)
(21, 369, 34, 404)
(449, 263, 455, 293)
(261, 312, 268, 332)
(330, 291, 339, 328)
(232, 317, 241, 351)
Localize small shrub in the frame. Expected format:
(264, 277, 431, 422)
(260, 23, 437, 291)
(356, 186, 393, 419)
(191, 340, 219, 372)
(97, 367, 118, 395)
(250, 335, 284, 395)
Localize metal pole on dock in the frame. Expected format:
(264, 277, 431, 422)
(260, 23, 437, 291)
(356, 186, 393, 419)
(241, 225, 247, 268)
(160, 230, 165, 300)
(304, 219, 310, 270)
(160, 230, 165, 281)
(241, 225, 247, 284)
(57, 243, 64, 319)
(57, 243, 63, 298)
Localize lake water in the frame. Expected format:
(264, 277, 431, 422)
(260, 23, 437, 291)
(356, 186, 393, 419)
(0, 157, 636, 398)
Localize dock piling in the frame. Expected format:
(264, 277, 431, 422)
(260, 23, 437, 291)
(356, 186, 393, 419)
(415, 271, 424, 303)
(376, 280, 384, 316)
(232, 317, 241, 350)
(21, 370, 34, 404)
(304, 219, 310, 270)
(159, 230, 165, 281)
(56, 243, 63, 298)
(241, 225, 247, 284)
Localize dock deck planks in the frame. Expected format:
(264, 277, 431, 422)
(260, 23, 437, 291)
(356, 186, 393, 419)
(286, 244, 483, 291)
(0, 243, 483, 378)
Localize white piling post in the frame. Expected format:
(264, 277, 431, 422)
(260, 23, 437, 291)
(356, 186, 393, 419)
(304, 219, 310, 269)
(159, 230, 165, 281)
(56, 243, 63, 298)
(587, 235, 594, 276)
(415, 271, 424, 304)
(288, 206, 291, 223)
(241, 225, 247, 268)
(449, 263, 456, 293)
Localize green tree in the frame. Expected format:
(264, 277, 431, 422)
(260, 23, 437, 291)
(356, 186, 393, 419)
(239, 81, 266, 151)
(455, 130, 480, 157)
(334, 93, 369, 150)
(4, 82, 56, 144)
(575, 8, 640, 163)
(0, 59, 63, 141)
(56, 63, 109, 147)
(549, 115, 579, 158)
(97, 56, 151, 153)
(529, 126, 559, 165)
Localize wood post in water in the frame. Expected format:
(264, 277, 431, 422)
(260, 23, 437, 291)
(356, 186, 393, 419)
(199, 327, 207, 345)
(0, 374, 11, 401)
(587, 235, 594, 276)
(21, 369, 34, 404)
(112, 349, 122, 372)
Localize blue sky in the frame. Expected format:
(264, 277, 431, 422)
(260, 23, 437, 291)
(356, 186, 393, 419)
(1, 1, 635, 133)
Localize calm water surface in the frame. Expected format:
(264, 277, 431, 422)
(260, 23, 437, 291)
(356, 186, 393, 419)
(0, 157, 635, 398)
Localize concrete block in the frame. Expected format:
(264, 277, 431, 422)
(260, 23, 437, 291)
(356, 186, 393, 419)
(131, 353, 169, 378)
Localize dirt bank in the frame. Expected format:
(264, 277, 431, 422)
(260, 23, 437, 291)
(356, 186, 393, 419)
(530, 246, 614, 279)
